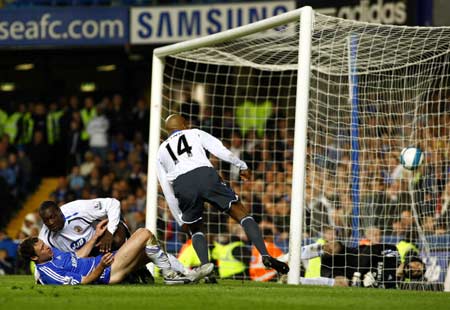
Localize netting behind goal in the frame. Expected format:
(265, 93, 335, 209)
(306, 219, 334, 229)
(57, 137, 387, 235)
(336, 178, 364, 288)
(151, 9, 450, 288)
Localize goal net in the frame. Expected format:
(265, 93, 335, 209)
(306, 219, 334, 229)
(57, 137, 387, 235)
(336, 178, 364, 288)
(147, 7, 450, 289)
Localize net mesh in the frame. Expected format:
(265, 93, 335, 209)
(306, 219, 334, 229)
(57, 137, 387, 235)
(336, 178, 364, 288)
(155, 12, 450, 288)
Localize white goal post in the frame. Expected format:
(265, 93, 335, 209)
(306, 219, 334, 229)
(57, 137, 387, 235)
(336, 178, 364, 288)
(147, 5, 450, 288)
(146, 6, 313, 285)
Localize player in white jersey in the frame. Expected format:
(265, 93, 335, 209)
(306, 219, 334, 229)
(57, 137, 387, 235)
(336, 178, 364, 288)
(38, 198, 125, 253)
(156, 114, 289, 280)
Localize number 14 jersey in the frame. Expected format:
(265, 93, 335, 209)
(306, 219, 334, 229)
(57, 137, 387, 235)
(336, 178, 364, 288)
(157, 129, 247, 182)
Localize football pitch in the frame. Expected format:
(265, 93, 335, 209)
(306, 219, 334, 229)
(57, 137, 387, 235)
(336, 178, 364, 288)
(1, 276, 449, 310)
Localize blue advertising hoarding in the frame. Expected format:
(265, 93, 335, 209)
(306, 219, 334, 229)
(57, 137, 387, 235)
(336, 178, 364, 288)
(0, 7, 128, 47)
(130, 1, 296, 44)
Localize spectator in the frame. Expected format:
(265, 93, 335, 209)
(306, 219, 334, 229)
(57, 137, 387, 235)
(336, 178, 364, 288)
(87, 105, 109, 160)
(80, 151, 95, 177)
(113, 159, 129, 181)
(26, 130, 52, 180)
(16, 103, 33, 145)
(50, 176, 74, 205)
(80, 97, 97, 145)
(0, 230, 18, 263)
(32, 103, 48, 142)
(128, 162, 145, 192)
(393, 210, 418, 242)
(111, 132, 132, 162)
(131, 98, 150, 141)
(0, 157, 16, 189)
(359, 226, 382, 246)
(68, 166, 85, 197)
(16, 148, 32, 195)
(109, 94, 128, 137)
(0, 249, 14, 275)
(97, 174, 113, 197)
(65, 117, 83, 172)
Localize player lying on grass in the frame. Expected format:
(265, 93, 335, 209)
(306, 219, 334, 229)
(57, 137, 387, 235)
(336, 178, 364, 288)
(156, 114, 289, 282)
(19, 220, 213, 285)
(298, 240, 442, 290)
(38, 198, 153, 283)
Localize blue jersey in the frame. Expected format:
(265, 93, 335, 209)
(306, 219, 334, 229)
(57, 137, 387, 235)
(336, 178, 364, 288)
(35, 247, 111, 285)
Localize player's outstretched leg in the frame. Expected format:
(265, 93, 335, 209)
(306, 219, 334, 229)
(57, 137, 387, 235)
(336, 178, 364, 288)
(144, 233, 192, 285)
(229, 202, 289, 275)
(262, 256, 289, 274)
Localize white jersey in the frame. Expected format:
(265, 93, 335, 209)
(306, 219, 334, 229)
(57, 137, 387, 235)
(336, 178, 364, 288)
(156, 128, 248, 225)
(38, 198, 121, 252)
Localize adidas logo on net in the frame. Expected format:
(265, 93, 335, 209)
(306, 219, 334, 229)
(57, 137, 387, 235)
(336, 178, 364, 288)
(317, 0, 407, 25)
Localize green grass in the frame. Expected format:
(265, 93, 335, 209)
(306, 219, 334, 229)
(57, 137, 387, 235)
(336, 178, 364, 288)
(1, 276, 449, 310)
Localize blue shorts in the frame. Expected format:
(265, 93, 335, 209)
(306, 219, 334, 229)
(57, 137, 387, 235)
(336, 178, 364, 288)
(93, 251, 116, 284)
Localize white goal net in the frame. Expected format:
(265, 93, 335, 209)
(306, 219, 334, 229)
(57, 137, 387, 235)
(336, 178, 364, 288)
(147, 7, 450, 289)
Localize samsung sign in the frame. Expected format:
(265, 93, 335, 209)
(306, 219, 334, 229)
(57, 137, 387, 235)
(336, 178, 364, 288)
(0, 8, 128, 47)
(131, 1, 296, 44)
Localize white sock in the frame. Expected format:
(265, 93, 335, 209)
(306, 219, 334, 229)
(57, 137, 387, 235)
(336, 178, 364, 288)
(168, 254, 187, 274)
(145, 245, 171, 275)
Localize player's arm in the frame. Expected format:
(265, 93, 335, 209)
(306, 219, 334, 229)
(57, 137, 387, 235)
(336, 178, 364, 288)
(94, 198, 121, 235)
(76, 220, 108, 258)
(83, 198, 121, 252)
(156, 159, 184, 226)
(198, 129, 248, 171)
(81, 253, 114, 284)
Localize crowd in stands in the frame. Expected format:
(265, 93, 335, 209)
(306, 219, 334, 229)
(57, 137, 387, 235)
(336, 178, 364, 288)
(0, 89, 449, 288)
(0, 93, 150, 274)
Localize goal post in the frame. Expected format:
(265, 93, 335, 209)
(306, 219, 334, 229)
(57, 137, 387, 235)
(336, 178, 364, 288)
(147, 5, 450, 289)
(147, 6, 313, 285)
(288, 5, 313, 285)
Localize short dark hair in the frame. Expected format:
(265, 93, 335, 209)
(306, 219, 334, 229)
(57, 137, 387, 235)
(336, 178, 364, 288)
(19, 237, 39, 261)
(39, 200, 58, 215)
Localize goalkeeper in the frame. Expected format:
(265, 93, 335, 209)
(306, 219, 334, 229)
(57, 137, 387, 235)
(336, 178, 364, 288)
(300, 240, 399, 288)
(156, 114, 289, 281)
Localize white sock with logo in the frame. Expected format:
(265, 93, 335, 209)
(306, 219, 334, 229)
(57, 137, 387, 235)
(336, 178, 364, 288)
(145, 244, 172, 276)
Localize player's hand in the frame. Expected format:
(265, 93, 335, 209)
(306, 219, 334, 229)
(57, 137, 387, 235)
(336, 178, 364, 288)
(97, 230, 113, 253)
(94, 219, 108, 239)
(363, 272, 377, 287)
(100, 252, 114, 267)
(239, 169, 251, 181)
